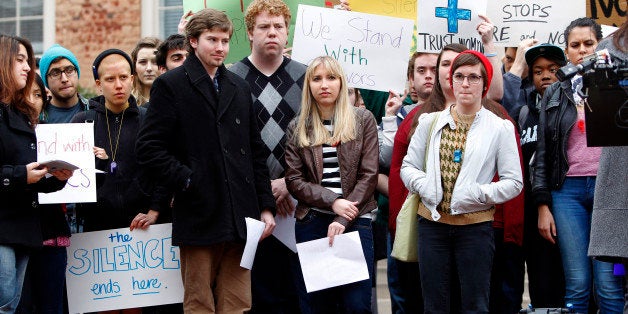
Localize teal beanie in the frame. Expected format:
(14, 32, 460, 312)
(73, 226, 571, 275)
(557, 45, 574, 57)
(39, 44, 80, 88)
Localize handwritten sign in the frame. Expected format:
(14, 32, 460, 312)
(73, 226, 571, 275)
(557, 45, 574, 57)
(487, 0, 586, 47)
(66, 223, 183, 313)
(292, 5, 414, 93)
(183, 0, 326, 64)
(36, 123, 96, 204)
(416, 0, 487, 53)
(351, 0, 417, 21)
(587, 0, 627, 27)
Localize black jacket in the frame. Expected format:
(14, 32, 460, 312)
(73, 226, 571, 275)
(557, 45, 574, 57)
(71, 96, 152, 231)
(531, 80, 578, 208)
(0, 104, 67, 248)
(136, 53, 275, 246)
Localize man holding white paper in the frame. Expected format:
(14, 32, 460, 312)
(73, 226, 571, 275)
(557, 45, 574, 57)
(136, 9, 276, 313)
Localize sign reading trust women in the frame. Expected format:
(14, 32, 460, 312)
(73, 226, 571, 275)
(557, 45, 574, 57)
(291, 5, 414, 93)
(416, 0, 487, 53)
(66, 224, 183, 313)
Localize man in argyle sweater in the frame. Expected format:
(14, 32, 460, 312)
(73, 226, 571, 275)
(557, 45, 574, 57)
(229, 0, 306, 312)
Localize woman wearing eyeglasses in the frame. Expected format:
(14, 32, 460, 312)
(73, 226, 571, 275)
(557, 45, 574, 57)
(400, 50, 523, 311)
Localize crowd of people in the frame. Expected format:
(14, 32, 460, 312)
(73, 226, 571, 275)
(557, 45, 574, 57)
(0, 0, 626, 313)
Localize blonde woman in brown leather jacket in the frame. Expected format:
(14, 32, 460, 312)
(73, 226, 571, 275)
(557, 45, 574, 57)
(285, 56, 379, 313)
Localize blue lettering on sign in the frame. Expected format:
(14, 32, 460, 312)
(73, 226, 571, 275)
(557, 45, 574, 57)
(435, 0, 471, 34)
(132, 276, 162, 296)
(68, 236, 180, 275)
(90, 279, 121, 300)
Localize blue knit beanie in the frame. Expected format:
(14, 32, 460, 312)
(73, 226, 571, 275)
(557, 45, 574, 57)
(39, 44, 81, 88)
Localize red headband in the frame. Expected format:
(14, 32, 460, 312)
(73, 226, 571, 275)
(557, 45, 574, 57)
(449, 50, 493, 98)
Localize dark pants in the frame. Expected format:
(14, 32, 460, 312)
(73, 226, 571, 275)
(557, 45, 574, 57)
(17, 246, 66, 314)
(294, 211, 374, 314)
(250, 236, 300, 314)
(489, 228, 525, 313)
(522, 199, 565, 308)
(418, 218, 494, 313)
(387, 234, 423, 313)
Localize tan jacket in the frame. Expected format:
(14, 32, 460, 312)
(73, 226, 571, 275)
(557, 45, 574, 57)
(285, 107, 379, 227)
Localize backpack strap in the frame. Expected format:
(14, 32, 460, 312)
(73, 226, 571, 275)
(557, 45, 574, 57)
(518, 105, 529, 133)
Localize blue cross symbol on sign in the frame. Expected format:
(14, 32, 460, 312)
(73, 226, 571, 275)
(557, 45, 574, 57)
(435, 0, 472, 34)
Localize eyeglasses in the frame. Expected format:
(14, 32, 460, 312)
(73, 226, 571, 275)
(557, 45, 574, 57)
(47, 66, 77, 79)
(452, 73, 483, 85)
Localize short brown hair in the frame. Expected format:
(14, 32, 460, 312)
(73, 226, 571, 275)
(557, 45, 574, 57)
(185, 9, 233, 53)
(245, 0, 291, 32)
(406, 52, 437, 80)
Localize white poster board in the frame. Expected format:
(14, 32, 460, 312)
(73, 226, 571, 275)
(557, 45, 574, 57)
(291, 5, 414, 93)
(416, 0, 488, 53)
(66, 223, 183, 313)
(36, 123, 96, 204)
(487, 0, 586, 47)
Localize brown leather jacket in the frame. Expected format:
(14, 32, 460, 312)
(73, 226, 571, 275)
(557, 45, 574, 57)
(285, 107, 379, 227)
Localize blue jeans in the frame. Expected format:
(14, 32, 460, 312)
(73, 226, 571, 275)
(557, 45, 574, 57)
(0, 245, 29, 314)
(387, 234, 422, 313)
(551, 177, 624, 313)
(294, 211, 374, 314)
(418, 218, 494, 313)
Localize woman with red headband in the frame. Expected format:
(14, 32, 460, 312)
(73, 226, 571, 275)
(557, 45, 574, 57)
(400, 50, 523, 311)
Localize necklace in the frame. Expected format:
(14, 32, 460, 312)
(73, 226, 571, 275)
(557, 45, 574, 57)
(105, 108, 125, 174)
(451, 106, 474, 163)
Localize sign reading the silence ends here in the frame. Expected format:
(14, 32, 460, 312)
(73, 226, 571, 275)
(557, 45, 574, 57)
(487, 0, 586, 47)
(291, 5, 414, 93)
(36, 123, 96, 204)
(182, 0, 326, 64)
(416, 0, 488, 53)
(66, 223, 183, 313)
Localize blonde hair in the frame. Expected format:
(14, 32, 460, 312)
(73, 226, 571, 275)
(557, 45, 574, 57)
(294, 56, 356, 147)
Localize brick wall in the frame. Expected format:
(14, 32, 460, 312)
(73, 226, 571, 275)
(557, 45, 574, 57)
(55, 0, 141, 93)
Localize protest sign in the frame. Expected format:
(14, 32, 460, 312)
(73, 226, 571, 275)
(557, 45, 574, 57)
(487, 0, 586, 47)
(66, 224, 183, 313)
(182, 0, 326, 64)
(416, 0, 487, 53)
(292, 5, 414, 93)
(587, 0, 627, 27)
(36, 123, 96, 204)
(351, 0, 417, 21)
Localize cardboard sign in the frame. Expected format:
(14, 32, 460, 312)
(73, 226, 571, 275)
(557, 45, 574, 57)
(487, 0, 586, 47)
(182, 0, 326, 64)
(416, 0, 488, 53)
(291, 5, 414, 93)
(36, 123, 96, 204)
(66, 224, 183, 313)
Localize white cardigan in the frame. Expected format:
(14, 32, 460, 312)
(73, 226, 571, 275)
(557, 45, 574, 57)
(400, 107, 523, 221)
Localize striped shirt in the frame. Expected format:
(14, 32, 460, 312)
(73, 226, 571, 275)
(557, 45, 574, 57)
(321, 120, 342, 195)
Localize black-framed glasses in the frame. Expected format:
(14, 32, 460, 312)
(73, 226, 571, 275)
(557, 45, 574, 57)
(452, 73, 483, 85)
(47, 66, 77, 79)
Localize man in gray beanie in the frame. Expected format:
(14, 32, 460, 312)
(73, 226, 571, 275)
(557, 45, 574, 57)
(38, 44, 89, 123)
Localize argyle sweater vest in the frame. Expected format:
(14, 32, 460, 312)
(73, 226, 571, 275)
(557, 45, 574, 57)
(417, 107, 494, 225)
